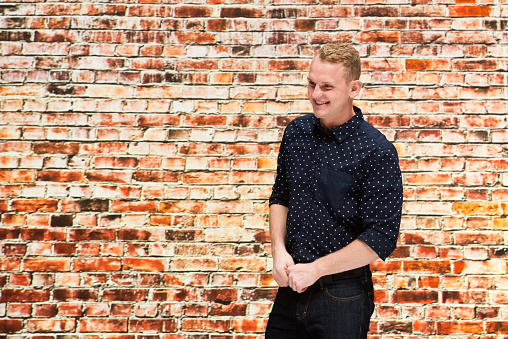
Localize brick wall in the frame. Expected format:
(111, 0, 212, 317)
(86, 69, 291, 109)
(0, 1, 507, 337)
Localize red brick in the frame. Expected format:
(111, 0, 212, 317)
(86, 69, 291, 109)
(355, 6, 398, 17)
(153, 289, 189, 302)
(0, 289, 50, 302)
(37, 170, 85, 182)
(393, 291, 439, 304)
(124, 258, 166, 271)
(436, 321, 483, 334)
(183, 172, 228, 185)
(102, 289, 148, 301)
(486, 321, 508, 334)
(266, 32, 306, 45)
(0, 127, 22, 139)
(208, 19, 228, 31)
(220, 7, 263, 18)
(453, 202, 505, 216)
(9, 274, 31, 287)
(24, 258, 71, 272)
(184, 115, 227, 127)
(222, 59, 266, 71)
(0, 320, 23, 333)
(79, 318, 128, 332)
(132, 319, 177, 332)
(453, 260, 505, 274)
(0, 253, 21, 272)
(449, 5, 491, 17)
(403, 231, 452, 245)
(175, 32, 215, 44)
(33, 142, 79, 155)
(26, 319, 75, 332)
(357, 32, 399, 43)
(177, 59, 218, 71)
(67, 229, 114, 241)
(74, 258, 121, 271)
(118, 228, 160, 241)
(159, 201, 205, 214)
(20, 228, 66, 241)
(171, 258, 218, 271)
(454, 232, 503, 245)
(81, 142, 128, 154)
(3, 243, 26, 256)
(8, 303, 32, 318)
(134, 171, 179, 183)
(267, 60, 310, 71)
(406, 59, 450, 71)
(182, 319, 230, 332)
(210, 303, 247, 316)
(231, 318, 267, 333)
(477, 307, 498, 319)
(202, 288, 238, 303)
(405, 173, 452, 185)
(0, 170, 34, 182)
(295, 19, 316, 31)
(266, 7, 306, 18)
(0, 85, 45, 97)
(0, 199, 9, 213)
(378, 321, 412, 334)
(85, 170, 131, 183)
(403, 261, 451, 274)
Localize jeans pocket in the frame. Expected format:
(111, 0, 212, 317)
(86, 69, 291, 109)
(324, 278, 365, 301)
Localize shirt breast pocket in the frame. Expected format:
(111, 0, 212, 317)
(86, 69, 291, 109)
(316, 167, 355, 209)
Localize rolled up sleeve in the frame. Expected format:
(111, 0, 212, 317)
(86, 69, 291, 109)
(269, 134, 289, 207)
(358, 147, 403, 260)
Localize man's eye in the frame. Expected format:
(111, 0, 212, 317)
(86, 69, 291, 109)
(308, 82, 315, 87)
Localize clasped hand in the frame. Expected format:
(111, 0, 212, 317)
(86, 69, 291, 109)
(272, 251, 320, 293)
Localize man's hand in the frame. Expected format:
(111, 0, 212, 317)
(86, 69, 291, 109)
(287, 262, 320, 293)
(272, 249, 295, 287)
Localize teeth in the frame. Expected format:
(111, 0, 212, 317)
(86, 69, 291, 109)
(315, 101, 329, 105)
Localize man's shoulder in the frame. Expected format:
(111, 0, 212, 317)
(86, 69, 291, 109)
(284, 114, 314, 134)
(288, 113, 314, 126)
(358, 120, 397, 153)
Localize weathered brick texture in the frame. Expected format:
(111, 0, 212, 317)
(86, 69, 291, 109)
(0, 1, 507, 338)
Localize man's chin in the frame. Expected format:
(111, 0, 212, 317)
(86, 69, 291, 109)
(312, 108, 328, 118)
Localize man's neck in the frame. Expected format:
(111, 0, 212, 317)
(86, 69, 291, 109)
(319, 106, 356, 130)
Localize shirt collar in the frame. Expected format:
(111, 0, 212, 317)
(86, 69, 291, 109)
(312, 106, 364, 143)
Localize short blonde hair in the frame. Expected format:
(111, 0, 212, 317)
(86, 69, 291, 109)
(317, 43, 361, 83)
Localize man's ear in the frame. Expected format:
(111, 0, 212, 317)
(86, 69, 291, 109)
(350, 80, 362, 99)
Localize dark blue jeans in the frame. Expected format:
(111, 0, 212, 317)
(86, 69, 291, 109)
(265, 271, 374, 339)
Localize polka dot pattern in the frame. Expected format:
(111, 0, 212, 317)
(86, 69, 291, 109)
(269, 106, 403, 263)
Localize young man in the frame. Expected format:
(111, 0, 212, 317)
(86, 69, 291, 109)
(265, 42, 403, 339)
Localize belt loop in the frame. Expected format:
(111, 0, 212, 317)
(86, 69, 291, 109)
(363, 265, 370, 280)
(319, 277, 323, 290)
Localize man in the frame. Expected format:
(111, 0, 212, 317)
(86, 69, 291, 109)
(265, 42, 403, 339)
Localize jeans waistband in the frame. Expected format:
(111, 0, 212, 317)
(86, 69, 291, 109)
(318, 265, 370, 284)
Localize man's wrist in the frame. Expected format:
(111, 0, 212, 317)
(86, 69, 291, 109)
(271, 244, 287, 255)
(312, 256, 330, 279)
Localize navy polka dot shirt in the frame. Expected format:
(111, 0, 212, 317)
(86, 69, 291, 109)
(269, 106, 403, 263)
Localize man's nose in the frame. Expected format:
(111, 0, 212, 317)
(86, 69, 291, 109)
(311, 86, 322, 98)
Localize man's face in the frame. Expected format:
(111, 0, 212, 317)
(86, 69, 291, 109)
(307, 56, 361, 129)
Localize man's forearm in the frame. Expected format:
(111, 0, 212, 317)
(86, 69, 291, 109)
(269, 204, 288, 253)
(313, 239, 380, 277)
(269, 204, 295, 287)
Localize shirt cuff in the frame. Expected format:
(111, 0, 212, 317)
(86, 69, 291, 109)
(268, 197, 288, 207)
(358, 229, 398, 261)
